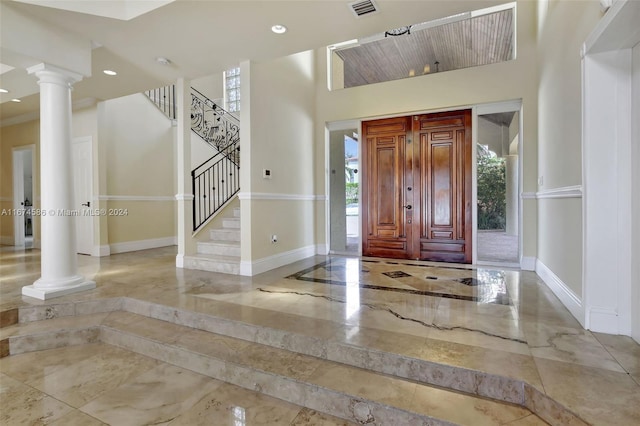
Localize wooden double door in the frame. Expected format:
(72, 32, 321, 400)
(361, 110, 472, 263)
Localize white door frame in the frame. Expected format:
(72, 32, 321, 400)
(473, 100, 523, 268)
(582, 0, 640, 339)
(12, 145, 36, 247)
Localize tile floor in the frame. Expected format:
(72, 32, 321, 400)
(1, 246, 639, 425)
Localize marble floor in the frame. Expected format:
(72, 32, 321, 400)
(1, 246, 639, 425)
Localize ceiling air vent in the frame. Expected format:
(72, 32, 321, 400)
(349, 0, 379, 18)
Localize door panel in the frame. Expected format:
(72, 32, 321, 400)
(415, 111, 472, 263)
(363, 110, 472, 263)
(72, 138, 94, 255)
(362, 117, 411, 259)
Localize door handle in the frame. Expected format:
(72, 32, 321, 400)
(82, 201, 91, 207)
(403, 205, 412, 210)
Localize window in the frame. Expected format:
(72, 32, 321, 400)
(225, 67, 240, 113)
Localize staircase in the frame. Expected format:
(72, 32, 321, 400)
(146, 84, 241, 275)
(1, 298, 573, 425)
(184, 206, 241, 274)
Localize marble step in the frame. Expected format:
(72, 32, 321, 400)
(210, 228, 240, 242)
(7, 298, 587, 425)
(183, 254, 240, 275)
(222, 217, 240, 229)
(197, 240, 241, 257)
(99, 311, 540, 426)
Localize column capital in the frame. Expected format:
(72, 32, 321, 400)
(27, 63, 83, 86)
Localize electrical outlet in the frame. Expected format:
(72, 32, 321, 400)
(538, 176, 544, 186)
(271, 234, 278, 243)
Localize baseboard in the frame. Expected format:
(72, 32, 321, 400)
(92, 245, 111, 257)
(240, 245, 317, 276)
(110, 237, 177, 254)
(535, 259, 585, 327)
(587, 307, 619, 334)
(520, 256, 536, 271)
(316, 243, 329, 256)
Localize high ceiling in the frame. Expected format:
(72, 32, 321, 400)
(335, 8, 514, 88)
(0, 0, 506, 123)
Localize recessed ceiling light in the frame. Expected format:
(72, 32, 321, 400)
(11, 98, 21, 102)
(0, 88, 8, 93)
(103, 70, 117, 76)
(271, 25, 287, 34)
(156, 57, 171, 65)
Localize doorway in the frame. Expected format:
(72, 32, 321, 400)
(329, 127, 360, 254)
(12, 146, 35, 248)
(476, 111, 520, 264)
(361, 110, 472, 263)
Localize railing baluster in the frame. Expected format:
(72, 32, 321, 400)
(146, 84, 239, 232)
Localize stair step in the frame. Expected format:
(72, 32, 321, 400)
(222, 217, 240, 229)
(197, 240, 241, 257)
(210, 228, 240, 242)
(98, 311, 538, 426)
(184, 254, 240, 275)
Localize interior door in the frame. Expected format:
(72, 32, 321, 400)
(362, 110, 472, 263)
(72, 137, 94, 255)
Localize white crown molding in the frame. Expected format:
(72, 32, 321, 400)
(238, 192, 327, 201)
(97, 195, 175, 201)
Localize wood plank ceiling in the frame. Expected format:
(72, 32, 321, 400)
(335, 9, 515, 88)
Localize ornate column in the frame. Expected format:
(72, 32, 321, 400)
(22, 63, 95, 300)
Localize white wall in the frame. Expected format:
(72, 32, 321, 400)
(315, 0, 539, 259)
(98, 93, 176, 246)
(192, 72, 224, 105)
(240, 51, 317, 273)
(632, 41, 640, 343)
(537, 0, 602, 300)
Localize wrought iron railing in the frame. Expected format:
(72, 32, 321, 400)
(145, 85, 240, 231)
(190, 88, 239, 159)
(192, 141, 240, 232)
(190, 89, 240, 231)
(144, 85, 176, 120)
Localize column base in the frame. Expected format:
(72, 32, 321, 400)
(22, 278, 96, 300)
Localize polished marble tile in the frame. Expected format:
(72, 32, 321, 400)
(81, 363, 222, 426)
(28, 344, 160, 408)
(168, 382, 303, 425)
(1, 247, 639, 426)
(525, 322, 625, 372)
(290, 408, 357, 425)
(505, 414, 549, 425)
(0, 372, 74, 424)
(533, 357, 640, 426)
(593, 331, 640, 379)
(49, 409, 107, 425)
